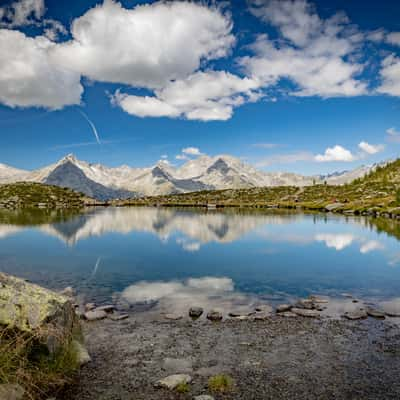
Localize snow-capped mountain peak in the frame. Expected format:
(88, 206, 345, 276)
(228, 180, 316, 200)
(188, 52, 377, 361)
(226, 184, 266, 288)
(0, 153, 382, 200)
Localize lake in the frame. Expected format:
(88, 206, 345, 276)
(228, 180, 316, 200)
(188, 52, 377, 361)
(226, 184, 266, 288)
(1, 207, 400, 314)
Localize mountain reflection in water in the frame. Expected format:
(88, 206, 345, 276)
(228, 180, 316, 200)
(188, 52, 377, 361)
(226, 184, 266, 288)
(0, 207, 399, 306)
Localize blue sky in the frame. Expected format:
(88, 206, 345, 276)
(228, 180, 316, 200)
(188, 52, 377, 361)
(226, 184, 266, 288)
(0, 0, 399, 175)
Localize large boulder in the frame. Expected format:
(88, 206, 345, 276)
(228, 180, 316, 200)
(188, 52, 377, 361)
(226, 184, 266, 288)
(0, 273, 78, 353)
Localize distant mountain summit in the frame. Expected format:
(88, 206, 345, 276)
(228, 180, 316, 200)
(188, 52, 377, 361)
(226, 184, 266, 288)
(0, 153, 384, 200)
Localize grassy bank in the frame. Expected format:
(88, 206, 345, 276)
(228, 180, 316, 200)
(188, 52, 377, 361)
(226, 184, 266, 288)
(0, 182, 92, 210)
(116, 159, 400, 218)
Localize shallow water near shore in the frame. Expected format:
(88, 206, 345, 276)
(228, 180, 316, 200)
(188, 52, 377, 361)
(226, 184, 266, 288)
(1, 207, 400, 314)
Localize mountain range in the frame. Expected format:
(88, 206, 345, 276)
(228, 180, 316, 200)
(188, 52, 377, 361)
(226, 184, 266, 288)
(0, 154, 382, 200)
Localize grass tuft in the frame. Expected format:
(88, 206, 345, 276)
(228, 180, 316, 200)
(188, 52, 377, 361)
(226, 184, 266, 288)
(208, 374, 234, 393)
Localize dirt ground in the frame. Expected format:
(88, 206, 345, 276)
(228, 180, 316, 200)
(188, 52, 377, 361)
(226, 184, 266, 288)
(62, 313, 400, 400)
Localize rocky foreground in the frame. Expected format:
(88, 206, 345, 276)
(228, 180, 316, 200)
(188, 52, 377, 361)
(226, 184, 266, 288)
(2, 275, 400, 399)
(61, 298, 400, 400)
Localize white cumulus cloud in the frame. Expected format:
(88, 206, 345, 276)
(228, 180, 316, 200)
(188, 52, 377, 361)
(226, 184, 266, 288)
(182, 147, 202, 156)
(315, 145, 356, 162)
(240, 0, 367, 98)
(358, 141, 384, 155)
(112, 71, 261, 121)
(378, 55, 400, 96)
(0, 0, 45, 27)
(0, 29, 83, 109)
(51, 0, 234, 89)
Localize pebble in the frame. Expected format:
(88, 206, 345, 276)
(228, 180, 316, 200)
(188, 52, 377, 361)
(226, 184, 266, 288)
(85, 303, 96, 312)
(253, 312, 270, 320)
(276, 304, 292, 313)
(155, 374, 192, 390)
(94, 305, 115, 313)
(291, 308, 320, 318)
(84, 310, 108, 321)
(164, 313, 183, 320)
(278, 311, 297, 318)
(194, 396, 215, 400)
(207, 311, 223, 322)
(343, 310, 368, 320)
(109, 313, 129, 321)
(366, 308, 386, 319)
(309, 295, 329, 304)
(189, 307, 204, 318)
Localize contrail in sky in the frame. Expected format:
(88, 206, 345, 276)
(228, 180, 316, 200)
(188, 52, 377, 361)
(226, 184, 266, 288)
(77, 109, 101, 144)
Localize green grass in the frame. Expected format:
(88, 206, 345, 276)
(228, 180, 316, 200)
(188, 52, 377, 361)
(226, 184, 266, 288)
(175, 382, 190, 393)
(0, 182, 88, 210)
(117, 159, 400, 217)
(208, 374, 234, 393)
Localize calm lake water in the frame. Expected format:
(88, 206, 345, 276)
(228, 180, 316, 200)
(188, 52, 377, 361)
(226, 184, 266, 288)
(1, 207, 400, 313)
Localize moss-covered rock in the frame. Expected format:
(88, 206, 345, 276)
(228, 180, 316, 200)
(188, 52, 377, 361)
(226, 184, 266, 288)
(0, 273, 76, 338)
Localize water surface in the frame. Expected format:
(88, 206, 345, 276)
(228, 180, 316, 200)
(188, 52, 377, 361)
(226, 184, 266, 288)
(1, 207, 400, 313)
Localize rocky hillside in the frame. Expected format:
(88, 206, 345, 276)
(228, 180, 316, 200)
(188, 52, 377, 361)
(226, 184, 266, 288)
(120, 159, 400, 218)
(0, 154, 383, 199)
(0, 182, 90, 209)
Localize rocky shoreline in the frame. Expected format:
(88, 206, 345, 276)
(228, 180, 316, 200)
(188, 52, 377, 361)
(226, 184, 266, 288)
(60, 291, 400, 400)
(2, 275, 400, 399)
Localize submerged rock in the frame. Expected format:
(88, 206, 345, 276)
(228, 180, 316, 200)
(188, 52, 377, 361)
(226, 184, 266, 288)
(164, 313, 183, 320)
(109, 313, 129, 321)
(291, 308, 320, 318)
(366, 308, 386, 319)
(276, 304, 292, 313)
(189, 307, 204, 318)
(84, 310, 107, 321)
(278, 311, 297, 318)
(94, 305, 115, 313)
(343, 310, 368, 320)
(155, 374, 192, 390)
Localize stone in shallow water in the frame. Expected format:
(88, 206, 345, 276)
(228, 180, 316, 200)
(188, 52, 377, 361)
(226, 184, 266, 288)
(253, 312, 270, 320)
(276, 304, 292, 313)
(291, 308, 320, 318)
(366, 308, 386, 319)
(84, 310, 107, 321)
(194, 396, 215, 400)
(109, 313, 129, 321)
(309, 295, 329, 304)
(279, 311, 297, 318)
(164, 313, 183, 320)
(85, 303, 96, 312)
(254, 304, 273, 313)
(94, 305, 115, 313)
(343, 310, 368, 320)
(189, 307, 204, 318)
(207, 311, 223, 322)
(155, 374, 192, 389)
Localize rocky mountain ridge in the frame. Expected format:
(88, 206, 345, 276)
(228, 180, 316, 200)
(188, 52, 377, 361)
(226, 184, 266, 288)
(0, 154, 383, 200)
